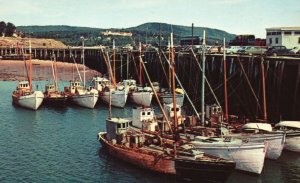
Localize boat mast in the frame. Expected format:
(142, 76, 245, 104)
(113, 39, 116, 86)
(81, 37, 86, 87)
(54, 55, 59, 92)
(139, 42, 143, 85)
(201, 30, 206, 126)
(223, 38, 228, 122)
(29, 40, 32, 90)
(261, 57, 267, 121)
(171, 33, 177, 157)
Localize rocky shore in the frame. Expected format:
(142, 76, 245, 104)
(0, 60, 100, 81)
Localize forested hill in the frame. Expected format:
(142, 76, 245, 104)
(17, 22, 235, 46)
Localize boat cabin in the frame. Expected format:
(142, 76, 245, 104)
(123, 79, 137, 91)
(92, 76, 109, 91)
(205, 104, 223, 124)
(17, 81, 30, 90)
(67, 81, 84, 94)
(132, 107, 157, 131)
(164, 103, 182, 118)
(45, 84, 56, 93)
(106, 117, 131, 141)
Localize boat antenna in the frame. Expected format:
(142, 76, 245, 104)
(139, 42, 143, 85)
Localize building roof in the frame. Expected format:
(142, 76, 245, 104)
(266, 27, 300, 31)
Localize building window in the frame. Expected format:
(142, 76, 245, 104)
(271, 32, 277, 35)
(299, 37, 300, 44)
(269, 38, 272, 44)
(295, 31, 300, 35)
(284, 31, 292, 35)
(276, 32, 281, 35)
(267, 32, 271, 36)
(275, 38, 279, 44)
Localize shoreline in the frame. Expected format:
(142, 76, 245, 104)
(0, 60, 101, 82)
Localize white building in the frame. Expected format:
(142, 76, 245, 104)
(266, 27, 300, 49)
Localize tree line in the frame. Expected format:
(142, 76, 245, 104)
(0, 21, 17, 37)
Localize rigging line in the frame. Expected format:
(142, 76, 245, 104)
(237, 56, 263, 115)
(190, 48, 222, 109)
(161, 50, 200, 119)
(71, 55, 83, 83)
(155, 49, 169, 87)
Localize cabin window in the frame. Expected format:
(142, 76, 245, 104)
(142, 112, 145, 116)
(298, 37, 300, 44)
(122, 123, 126, 128)
(117, 124, 121, 128)
(275, 38, 279, 44)
(147, 112, 151, 115)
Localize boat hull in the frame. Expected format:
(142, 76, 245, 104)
(12, 91, 44, 110)
(129, 92, 153, 106)
(175, 158, 235, 183)
(192, 140, 266, 174)
(228, 133, 285, 159)
(70, 93, 98, 108)
(44, 94, 67, 106)
(284, 131, 300, 152)
(98, 132, 175, 174)
(159, 93, 184, 106)
(101, 91, 128, 108)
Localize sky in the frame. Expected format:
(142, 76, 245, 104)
(0, 0, 299, 38)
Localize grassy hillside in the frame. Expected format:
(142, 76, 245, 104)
(17, 23, 235, 46)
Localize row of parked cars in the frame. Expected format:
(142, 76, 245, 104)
(226, 46, 300, 56)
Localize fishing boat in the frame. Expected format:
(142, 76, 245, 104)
(44, 56, 67, 106)
(65, 80, 98, 108)
(65, 38, 98, 108)
(228, 122, 286, 160)
(100, 87, 128, 108)
(44, 84, 67, 106)
(124, 79, 153, 107)
(12, 42, 44, 110)
(159, 89, 184, 106)
(274, 121, 300, 152)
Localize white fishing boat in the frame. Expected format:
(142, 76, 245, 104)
(159, 90, 184, 106)
(226, 123, 286, 160)
(274, 121, 300, 152)
(12, 42, 44, 110)
(65, 81, 98, 109)
(123, 79, 153, 106)
(100, 87, 128, 108)
(190, 136, 267, 174)
(12, 81, 44, 110)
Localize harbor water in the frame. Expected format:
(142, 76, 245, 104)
(0, 81, 299, 183)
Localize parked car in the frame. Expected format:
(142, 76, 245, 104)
(226, 46, 241, 54)
(288, 47, 300, 54)
(207, 46, 224, 54)
(237, 46, 252, 54)
(266, 46, 291, 56)
(237, 46, 266, 55)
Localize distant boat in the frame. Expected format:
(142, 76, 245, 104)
(44, 83, 67, 106)
(275, 121, 300, 152)
(44, 56, 67, 106)
(65, 37, 98, 109)
(65, 81, 98, 109)
(236, 123, 286, 159)
(12, 81, 44, 110)
(159, 88, 184, 106)
(12, 41, 44, 110)
(124, 79, 153, 107)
